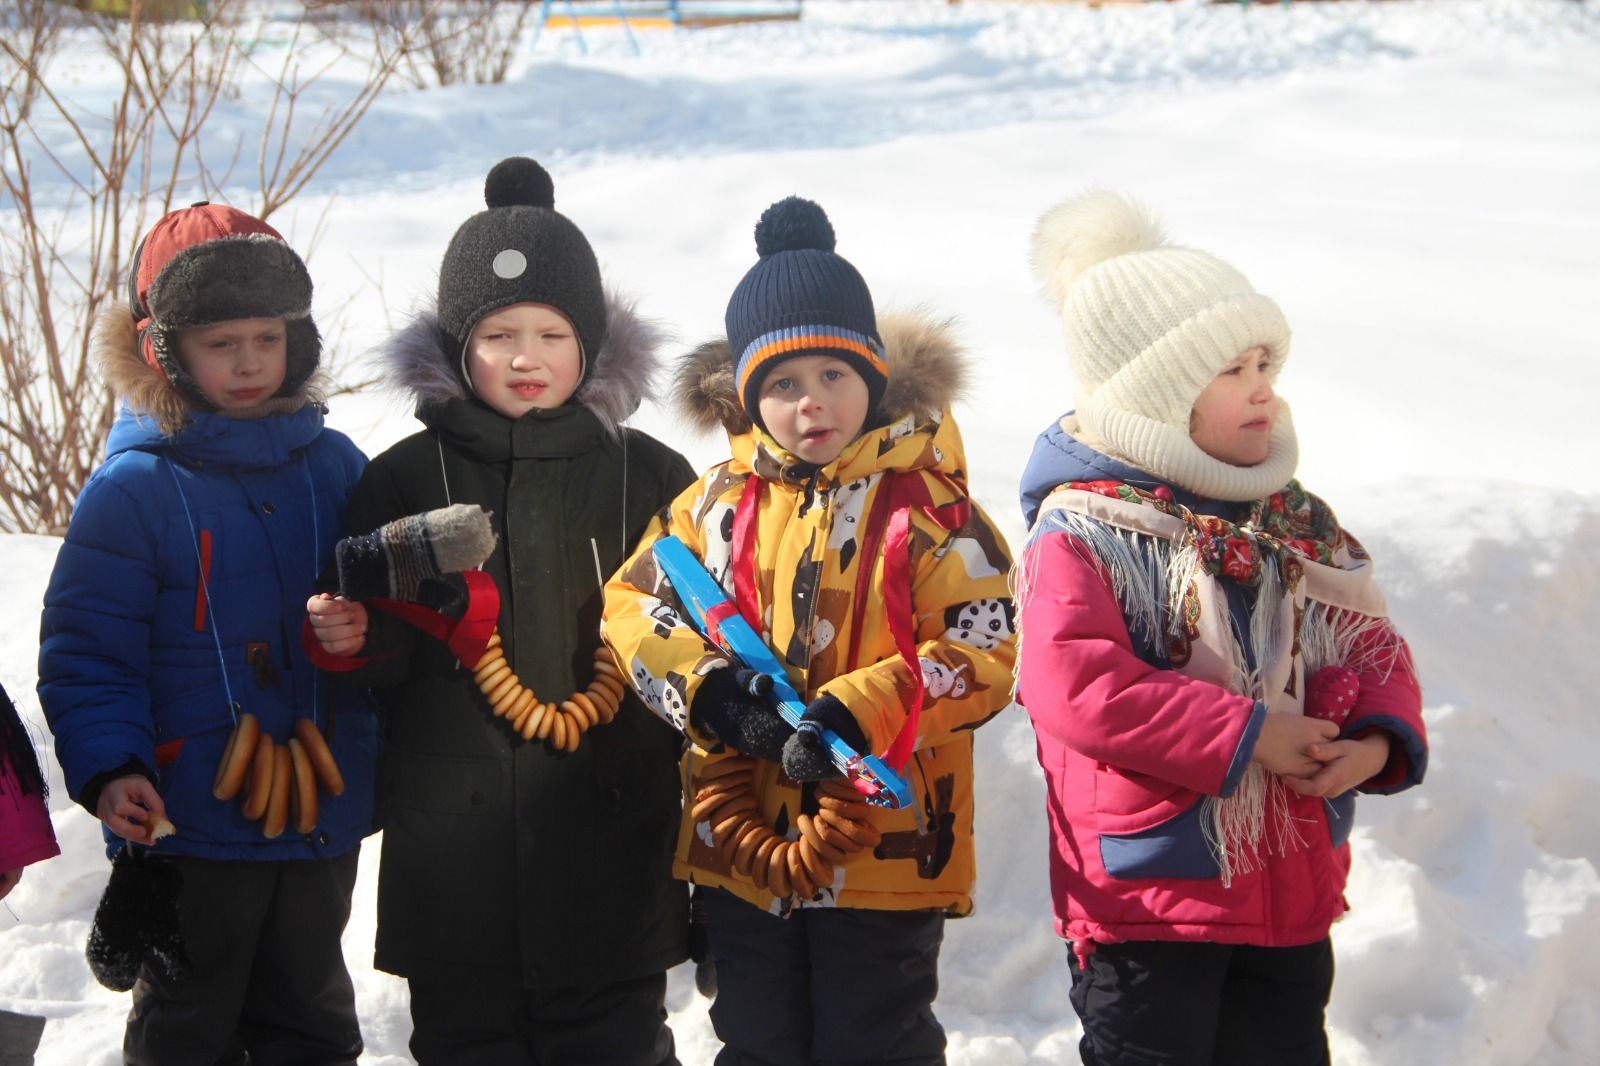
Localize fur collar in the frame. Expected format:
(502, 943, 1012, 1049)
(93, 305, 320, 436)
(376, 289, 667, 435)
(671, 310, 969, 436)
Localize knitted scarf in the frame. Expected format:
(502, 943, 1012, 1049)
(1025, 477, 1393, 884)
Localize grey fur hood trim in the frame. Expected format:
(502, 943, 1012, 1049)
(377, 288, 666, 434)
(671, 310, 969, 436)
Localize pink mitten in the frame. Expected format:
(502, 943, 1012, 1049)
(1305, 666, 1359, 725)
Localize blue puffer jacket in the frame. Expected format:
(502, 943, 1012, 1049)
(39, 404, 378, 860)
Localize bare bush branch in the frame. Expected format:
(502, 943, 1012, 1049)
(0, 0, 412, 534)
(311, 0, 539, 88)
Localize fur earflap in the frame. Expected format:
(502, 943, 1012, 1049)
(93, 305, 192, 435)
(375, 288, 667, 436)
(1030, 189, 1168, 308)
(672, 339, 748, 436)
(671, 310, 968, 437)
(94, 303, 325, 436)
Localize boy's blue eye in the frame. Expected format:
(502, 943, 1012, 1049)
(822, 368, 842, 381)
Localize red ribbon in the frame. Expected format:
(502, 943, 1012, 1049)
(731, 469, 969, 772)
(704, 601, 741, 651)
(876, 475, 967, 770)
(731, 476, 765, 632)
(300, 569, 502, 672)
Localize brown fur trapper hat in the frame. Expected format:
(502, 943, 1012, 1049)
(129, 202, 320, 408)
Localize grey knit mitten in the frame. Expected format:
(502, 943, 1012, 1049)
(336, 504, 497, 604)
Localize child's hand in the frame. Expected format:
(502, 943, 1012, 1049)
(781, 695, 868, 782)
(306, 593, 368, 657)
(96, 774, 169, 844)
(1283, 733, 1392, 799)
(1250, 713, 1340, 779)
(0, 867, 21, 901)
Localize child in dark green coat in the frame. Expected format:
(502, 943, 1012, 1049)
(306, 158, 693, 1065)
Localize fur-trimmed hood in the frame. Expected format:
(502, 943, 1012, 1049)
(670, 310, 968, 438)
(376, 288, 666, 435)
(93, 304, 320, 436)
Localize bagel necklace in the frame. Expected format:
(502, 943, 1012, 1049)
(689, 756, 883, 900)
(469, 629, 627, 751)
(176, 454, 344, 840)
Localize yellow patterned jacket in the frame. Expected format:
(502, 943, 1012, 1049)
(601, 313, 1016, 915)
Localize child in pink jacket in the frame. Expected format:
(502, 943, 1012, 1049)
(2, 680, 59, 903)
(1014, 192, 1426, 1066)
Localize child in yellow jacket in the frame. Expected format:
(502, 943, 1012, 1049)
(602, 197, 1015, 1065)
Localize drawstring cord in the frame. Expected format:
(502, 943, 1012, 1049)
(436, 435, 454, 505)
(166, 453, 327, 729)
(302, 452, 321, 726)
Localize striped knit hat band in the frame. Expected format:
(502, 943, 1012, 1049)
(735, 325, 887, 405)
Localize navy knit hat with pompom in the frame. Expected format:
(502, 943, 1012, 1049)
(724, 197, 885, 430)
(436, 157, 605, 380)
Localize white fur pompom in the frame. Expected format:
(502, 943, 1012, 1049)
(1030, 189, 1168, 308)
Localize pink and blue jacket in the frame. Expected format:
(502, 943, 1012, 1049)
(1015, 418, 1426, 954)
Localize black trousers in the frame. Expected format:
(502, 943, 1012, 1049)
(1067, 938, 1334, 1066)
(123, 849, 362, 1066)
(702, 887, 946, 1066)
(407, 968, 678, 1066)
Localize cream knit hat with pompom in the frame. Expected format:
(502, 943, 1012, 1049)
(1031, 190, 1298, 502)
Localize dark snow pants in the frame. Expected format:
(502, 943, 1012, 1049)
(123, 849, 362, 1066)
(407, 968, 678, 1066)
(1067, 937, 1334, 1066)
(702, 886, 947, 1066)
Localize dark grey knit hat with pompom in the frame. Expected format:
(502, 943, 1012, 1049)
(724, 196, 885, 430)
(436, 157, 606, 379)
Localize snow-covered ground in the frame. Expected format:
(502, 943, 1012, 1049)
(4, 1, 1600, 1062)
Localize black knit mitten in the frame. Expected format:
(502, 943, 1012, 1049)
(336, 504, 497, 604)
(689, 668, 791, 761)
(86, 847, 191, 992)
(780, 695, 867, 782)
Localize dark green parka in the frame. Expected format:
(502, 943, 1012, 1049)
(347, 295, 694, 988)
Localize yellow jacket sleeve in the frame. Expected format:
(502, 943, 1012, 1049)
(601, 469, 734, 750)
(817, 495, 1017, 755)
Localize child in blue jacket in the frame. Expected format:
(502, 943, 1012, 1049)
(38, 202, 376, 1064)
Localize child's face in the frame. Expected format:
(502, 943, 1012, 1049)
(467, 302, 582, 419)
(756, 354, 871, 466)
(1189, 346, 1279, 467)
(175, 318, 288, 410)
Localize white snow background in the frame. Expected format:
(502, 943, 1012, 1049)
(4, 0, 1600, 1062)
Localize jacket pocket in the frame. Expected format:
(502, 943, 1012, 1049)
(1093, 762, 1197, 832)
(1098, 798, 1221, 881)
(1093, 763, 1218, 880)
(383, 748, 506, 816)
(595, 745, 680, 819)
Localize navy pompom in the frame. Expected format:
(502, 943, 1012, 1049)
(484, 157, 555, 210)
(754, 196, 836, 258)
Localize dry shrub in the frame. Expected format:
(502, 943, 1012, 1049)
(0, 0, 417, 533)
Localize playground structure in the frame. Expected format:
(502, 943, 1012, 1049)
(532, 0, 803, 54)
